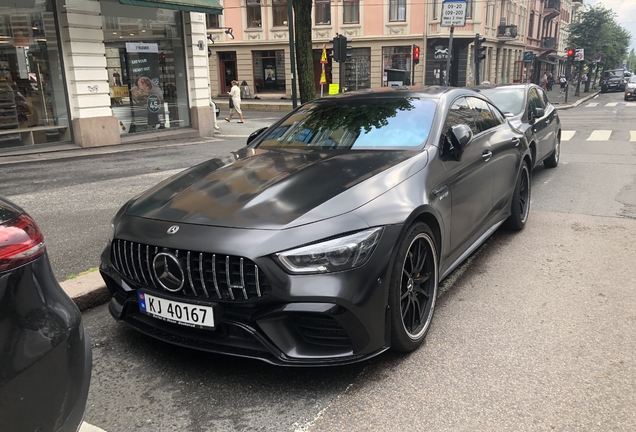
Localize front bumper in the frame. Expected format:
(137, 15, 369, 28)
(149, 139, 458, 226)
(100, 222, 404, 366)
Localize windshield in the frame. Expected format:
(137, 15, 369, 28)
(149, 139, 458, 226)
(479, 88, 525, 115)
(629, 76, 636, 83)
(256, 98, 437, 150)
(604, 70, 624, 79)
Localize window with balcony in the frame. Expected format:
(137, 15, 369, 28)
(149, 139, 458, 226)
(273, 0, 288, 27)
(343, 0, 359, 24)
(247, 0, 262, 28)
(315, 0, 331, 25)
(389, 0, 406, 22)
(207, 14, 220, 29)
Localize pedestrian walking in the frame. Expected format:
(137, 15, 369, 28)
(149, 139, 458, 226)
(225, 80, 244, 123)
(547, 73, 554, 91)
(540, 73, 548, 91)
(559, 75, 567, 93)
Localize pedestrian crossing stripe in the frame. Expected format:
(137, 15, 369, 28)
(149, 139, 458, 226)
(626, 102, 636, 107)
(631, 131, 636, 142)
(561, 131, 576, 141)
(606, 102, 618, 107)
(586, 103, 599, 107)
(587, 130, 612, 141)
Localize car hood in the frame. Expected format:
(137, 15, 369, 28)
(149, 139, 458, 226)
(125, 147, 424, 229)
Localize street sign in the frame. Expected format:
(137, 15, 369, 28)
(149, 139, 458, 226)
(320, 44, 328, 64)
(441, 0, 467, 27)
(523, 51, 533, 63)
(574, 49, 584, 61)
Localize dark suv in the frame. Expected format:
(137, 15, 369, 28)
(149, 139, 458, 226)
(601, 69, 628, 93)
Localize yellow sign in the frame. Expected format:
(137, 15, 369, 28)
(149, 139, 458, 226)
(320, 43, 328, 64)
(320, 67, 327, 85)
(110, 86, 129, 98)
(328, 83, 339, 95)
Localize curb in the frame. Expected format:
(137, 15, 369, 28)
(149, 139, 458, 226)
(60, 270, 110, 311)
(554, 90, 600, 110)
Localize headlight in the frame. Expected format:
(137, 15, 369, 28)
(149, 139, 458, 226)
(276, 227, 383, 274)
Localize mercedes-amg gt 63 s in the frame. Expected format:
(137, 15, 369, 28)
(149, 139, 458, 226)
(100, 87, 532, 366)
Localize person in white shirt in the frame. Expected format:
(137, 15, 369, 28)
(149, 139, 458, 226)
(225, 80, 244, 123)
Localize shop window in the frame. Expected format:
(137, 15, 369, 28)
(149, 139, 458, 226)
(315, 0, 331, 25)
(382, 46, 411, 87)
(389, 0, 406, 22)
(247, 0, 262, 28)
(101, 0, 190, 135)
(343, 0, 359, 24)
(207, 14, 220, 29)
(344, 48, 371, 91)
(252, 50, 286, 93)
(273, 0, 288, 27)
(0, 0, 71, 148)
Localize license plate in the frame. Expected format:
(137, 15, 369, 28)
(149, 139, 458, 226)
(138, 292, 215, 329)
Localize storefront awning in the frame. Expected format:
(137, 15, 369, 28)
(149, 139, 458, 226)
(118, 0, 223, 14)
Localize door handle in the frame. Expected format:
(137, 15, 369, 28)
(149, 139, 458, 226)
(433, 184, 449, 196)
(482, 150, 492, 162)
(512, 137, 520, 146)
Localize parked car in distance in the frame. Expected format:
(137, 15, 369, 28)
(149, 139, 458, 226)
(0, 197, 92, 432)
(476, 83, 561, 169)
(100, 87, 532, 366)
(601, 69, 628, 93)
(624, 75, 636, 101)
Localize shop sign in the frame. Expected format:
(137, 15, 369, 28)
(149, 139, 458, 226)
(434, 46, 449, 59)
(111, 86, 129, 99)
(523, 51, 534, 63)
(125, 43, 159, 53)
(147, 94, 161, 113)
(126, 43, 163, 126)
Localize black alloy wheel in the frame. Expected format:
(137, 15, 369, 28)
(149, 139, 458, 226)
(505, 163, 531, 230)
(544, 132, 560, 168)
(389, 223, 438, 352)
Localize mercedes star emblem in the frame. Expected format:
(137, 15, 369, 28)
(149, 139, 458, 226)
(167, 225, 179, 234)
(152, 252, 185, 292)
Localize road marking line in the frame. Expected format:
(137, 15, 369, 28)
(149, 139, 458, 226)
(561, 131, 576, 141)
(80, 423, 107, 432)
(587, 130, 612, 141)
(626, 102, 636, 107)
(630, 131, 636, 142)
(586, 103, 599, 107)
(606, 102, 618, 107)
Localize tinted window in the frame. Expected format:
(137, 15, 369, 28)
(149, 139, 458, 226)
(257, 98, 436, 149)
(443, 97, 478, 135)
(468, 97, 503, 133)
(479, 87, 525, 115)
(527, 88, 544, 118)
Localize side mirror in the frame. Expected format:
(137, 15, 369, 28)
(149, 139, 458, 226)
(533, 107, 545, 119)
(450, 124, 473, 150)
(247, 127, 268, 145)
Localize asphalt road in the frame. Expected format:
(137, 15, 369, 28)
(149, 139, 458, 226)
(2, 95, 635, 431)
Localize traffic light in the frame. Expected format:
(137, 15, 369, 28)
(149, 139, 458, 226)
(474, 34, 486, 64)
(567, 48, 575, 62)
(339, 34, 352, 61)
(331, 36, 340, 62)
(413, 45, 420, 65)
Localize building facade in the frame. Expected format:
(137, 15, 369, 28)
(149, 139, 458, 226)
(0, 0, 216, 151)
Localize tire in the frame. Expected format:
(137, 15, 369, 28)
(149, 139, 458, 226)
(544, 133, 560, 168)
(625, 96, 629, 101)
(505, 163, 531, 231)
(389, 222, 438, 352)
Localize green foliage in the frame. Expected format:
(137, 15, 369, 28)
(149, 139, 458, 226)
(567, 4, 631, 71)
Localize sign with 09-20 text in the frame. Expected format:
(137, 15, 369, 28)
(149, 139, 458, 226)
(441, 0, 467, 27)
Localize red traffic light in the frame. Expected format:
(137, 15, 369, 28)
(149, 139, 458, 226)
(567, 48, 575, 59)
(413, 45, 420, 65)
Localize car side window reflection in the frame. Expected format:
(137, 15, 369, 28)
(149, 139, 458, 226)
(468, 97, 502, 133)
(440, 97, 477, 158)
(527, 88, 545, 118)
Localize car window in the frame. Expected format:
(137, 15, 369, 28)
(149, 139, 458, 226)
(488, 101, 506, 124)
(468, 97, 502, 133)
(629, 76, 636, 83)
(527, 88, 544, 118)
(257, 98, 437, 150)
(443, 97, 478, 135)
(538, 87, 551, 107)
(479, 87, 525, 115)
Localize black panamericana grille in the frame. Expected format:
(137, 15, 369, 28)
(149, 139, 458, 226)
(110, 239, 271, 302)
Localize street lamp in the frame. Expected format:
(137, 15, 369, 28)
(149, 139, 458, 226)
(206, 27, 234, 44)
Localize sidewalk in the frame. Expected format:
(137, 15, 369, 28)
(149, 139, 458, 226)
(548, 86, 600, 110)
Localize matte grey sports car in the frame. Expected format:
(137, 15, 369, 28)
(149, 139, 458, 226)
(100, 87, 532, 366)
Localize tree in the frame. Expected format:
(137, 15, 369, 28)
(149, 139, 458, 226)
(567, 4, 631, 92)
(628, 49, 636, 72)
(292, 0, 316, 104)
